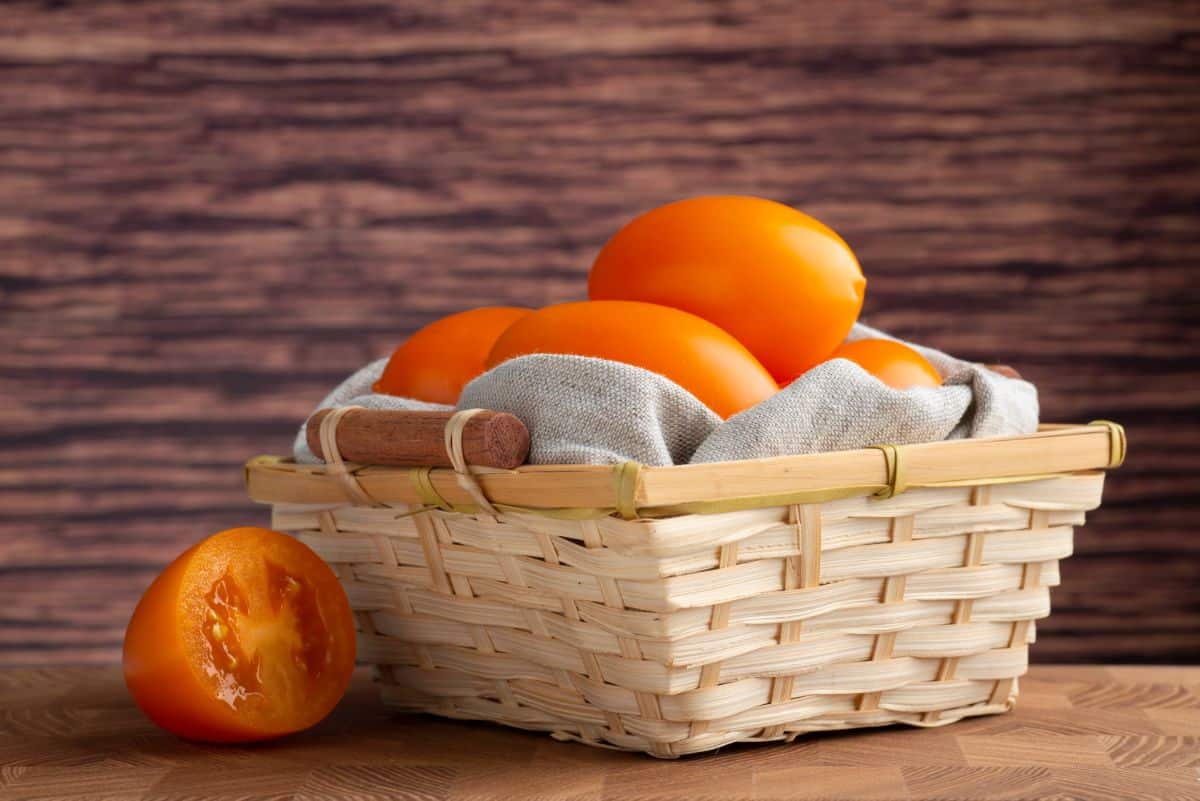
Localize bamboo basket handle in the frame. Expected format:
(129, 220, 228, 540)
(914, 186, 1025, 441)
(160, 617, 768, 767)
(305, 408, 530, 469)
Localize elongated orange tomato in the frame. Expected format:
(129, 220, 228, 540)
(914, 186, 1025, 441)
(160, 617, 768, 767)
(375, 306, 531, 403)
(831, 338, 941, 389)
(123, 527, 356, 743)
(589, 196, 866, 383)
(485, 300, 777, 418)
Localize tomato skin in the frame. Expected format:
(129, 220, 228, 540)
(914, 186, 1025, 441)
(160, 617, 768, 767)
(589, 196, 866, 383)
(831, 339, 942, 390)
(123, 527, 356, 743)
(375, 306, 531, 404)
(485, 300, 777, 418)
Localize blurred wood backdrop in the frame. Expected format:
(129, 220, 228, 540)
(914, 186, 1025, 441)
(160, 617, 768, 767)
(1, 1, 1198, 666)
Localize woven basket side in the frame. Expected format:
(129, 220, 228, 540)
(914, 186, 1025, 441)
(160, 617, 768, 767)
(273, 473, 1100, 757)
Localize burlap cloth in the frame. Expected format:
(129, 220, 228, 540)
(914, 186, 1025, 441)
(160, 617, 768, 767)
(293, 323, 1038, 467)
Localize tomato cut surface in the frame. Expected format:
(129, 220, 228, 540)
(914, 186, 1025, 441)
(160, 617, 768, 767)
(124, 527, 356, 743)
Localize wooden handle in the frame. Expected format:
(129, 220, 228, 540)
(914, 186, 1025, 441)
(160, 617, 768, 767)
(306, 408, 530, 469)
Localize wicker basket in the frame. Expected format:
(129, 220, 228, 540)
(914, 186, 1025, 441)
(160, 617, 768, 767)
(245, 419, 1125, 757)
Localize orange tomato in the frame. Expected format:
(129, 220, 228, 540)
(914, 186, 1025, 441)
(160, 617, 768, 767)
(588, 196, 866, 383)
(375, 306, 531, 403)
(123, 527, 356, 743)
(485, 300, 777, 418)
(831, 339, 941, 389)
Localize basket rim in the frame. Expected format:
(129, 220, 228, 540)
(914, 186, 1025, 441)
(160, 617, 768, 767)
(246, 421, 1123, 517)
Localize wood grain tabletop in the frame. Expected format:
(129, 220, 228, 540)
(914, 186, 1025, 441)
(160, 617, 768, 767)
(1, 1, 1199, 667)
(1, 665, 1197, 801)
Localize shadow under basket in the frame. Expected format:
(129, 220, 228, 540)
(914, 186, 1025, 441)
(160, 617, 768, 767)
(245, 421, 1125, 758)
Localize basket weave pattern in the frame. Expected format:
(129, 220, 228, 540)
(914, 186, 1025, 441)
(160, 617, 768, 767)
(269, 471, 1103, 757)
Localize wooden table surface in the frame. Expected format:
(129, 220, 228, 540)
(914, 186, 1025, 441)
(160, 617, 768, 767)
(1, 666, 1196, 801)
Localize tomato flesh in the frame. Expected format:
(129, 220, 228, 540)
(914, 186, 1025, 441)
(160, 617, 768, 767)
(124, 527, 356, 743)
(202, 569, 263, 709)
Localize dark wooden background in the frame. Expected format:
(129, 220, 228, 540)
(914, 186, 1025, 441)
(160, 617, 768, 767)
(1, 1, 1197, 667)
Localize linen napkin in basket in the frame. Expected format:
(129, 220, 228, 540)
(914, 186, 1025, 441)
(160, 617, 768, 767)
(293, 323, 1038, 467)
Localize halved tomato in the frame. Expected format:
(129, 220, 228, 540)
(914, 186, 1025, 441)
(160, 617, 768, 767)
(123, 527, 356, 743)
